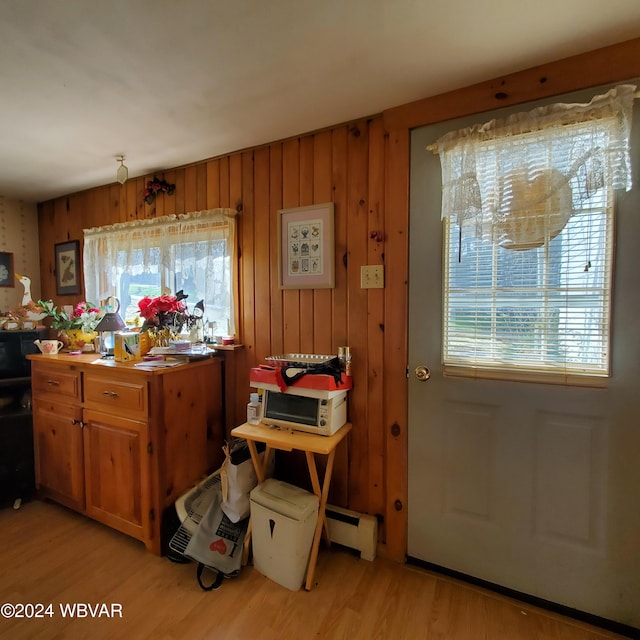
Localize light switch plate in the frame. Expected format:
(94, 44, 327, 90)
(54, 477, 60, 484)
(361, 265, 384, 289)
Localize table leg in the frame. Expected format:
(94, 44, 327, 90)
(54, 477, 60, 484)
(247, 440, 267, 483)
(305, 450, 331, 544)
(304, 448, 336, 591)
(241, 520, 252, 566)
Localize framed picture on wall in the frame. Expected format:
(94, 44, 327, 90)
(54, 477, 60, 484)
(0, 252, 14, 288)
(278, 202, 335, 289)
(55, 240, 81, 296)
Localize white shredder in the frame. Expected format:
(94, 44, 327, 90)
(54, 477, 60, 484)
(250, 479, 319, 591)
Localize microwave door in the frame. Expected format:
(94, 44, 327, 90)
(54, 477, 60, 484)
(264, 393, 319, 426)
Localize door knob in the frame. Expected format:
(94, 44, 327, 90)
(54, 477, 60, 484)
(415, 366, 431, 381)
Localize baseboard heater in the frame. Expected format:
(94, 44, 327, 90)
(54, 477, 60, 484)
(325, 505, 377, 561)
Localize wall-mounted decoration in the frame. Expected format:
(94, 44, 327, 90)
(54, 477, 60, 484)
(0, 252, 14, 288)
(143, 176, 176, 205)
(278, 203, 334, 289)
(55, 240, 81, 296)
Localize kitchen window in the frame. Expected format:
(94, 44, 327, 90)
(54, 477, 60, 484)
(83, 208, 238, 336)
(429, 85, 635, 384)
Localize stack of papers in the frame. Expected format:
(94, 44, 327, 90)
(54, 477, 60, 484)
(134, 359, 184, 370)
(169, 340, 191, 352)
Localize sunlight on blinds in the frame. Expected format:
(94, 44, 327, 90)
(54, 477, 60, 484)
(431, 86, 636, 385)
(443, 193, 613, 383)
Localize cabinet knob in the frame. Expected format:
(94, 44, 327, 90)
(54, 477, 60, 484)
(102, 390, 119, 399)
(46, 379, 60, 386)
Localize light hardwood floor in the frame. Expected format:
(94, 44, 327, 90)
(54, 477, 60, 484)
(0, 501, 629, 640)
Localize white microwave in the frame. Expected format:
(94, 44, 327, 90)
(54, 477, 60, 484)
(258, 386, 347, 436)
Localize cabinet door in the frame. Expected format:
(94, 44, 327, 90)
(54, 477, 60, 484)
(32, 399, 84, 511)
(82, 409, 150, 542)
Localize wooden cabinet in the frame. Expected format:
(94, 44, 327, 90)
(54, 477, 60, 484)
(32, 397, 84, 511)
(31, 363, 84, 511)
(83, 408, 149, 542)
(29, 354, 224, 555)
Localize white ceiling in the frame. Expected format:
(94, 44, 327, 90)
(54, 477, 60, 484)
(1, 0, 640, 204)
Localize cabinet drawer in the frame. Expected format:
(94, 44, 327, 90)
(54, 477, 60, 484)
(32, 365, 81, 402)
(83, 374, 148, 418)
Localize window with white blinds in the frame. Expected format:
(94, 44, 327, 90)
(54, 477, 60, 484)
(431, 85, 635, 385)
(443, 190, 613, 384)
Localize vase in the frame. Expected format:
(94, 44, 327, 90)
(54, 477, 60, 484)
(145, 327, 175, 348)
(62, 329, 97, 351)
(139, 330, 151, 356)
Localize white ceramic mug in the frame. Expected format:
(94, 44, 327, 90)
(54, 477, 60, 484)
(34, 339, 64, 354)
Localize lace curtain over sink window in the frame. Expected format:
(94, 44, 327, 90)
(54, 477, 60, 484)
(83, 208, 238, 334)
(427, 84, 636, 250)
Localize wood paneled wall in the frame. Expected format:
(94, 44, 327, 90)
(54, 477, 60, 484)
(37, 116, 402, 554)
(37, 36, 640, 563)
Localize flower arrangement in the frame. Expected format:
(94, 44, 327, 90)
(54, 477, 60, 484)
(137, 291, 204, 338)
(38, 300, 104, 333)
(143, 176, 176, 205)
(137, 294, 187, 332)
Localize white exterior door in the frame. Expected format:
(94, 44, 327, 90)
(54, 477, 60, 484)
(407, 88, 640, 628)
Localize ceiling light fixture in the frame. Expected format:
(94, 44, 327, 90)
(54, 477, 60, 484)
(116, 155, 128, 185)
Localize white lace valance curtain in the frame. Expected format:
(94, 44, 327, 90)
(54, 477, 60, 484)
(428, 84, 636, 249)
(83, 208, 238, 332)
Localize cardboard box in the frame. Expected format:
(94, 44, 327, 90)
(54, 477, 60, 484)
(114, 332, 141, 362)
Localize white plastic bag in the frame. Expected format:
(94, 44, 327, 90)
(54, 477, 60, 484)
(184, 480, 247, 590)
(220, 440, 259, 523)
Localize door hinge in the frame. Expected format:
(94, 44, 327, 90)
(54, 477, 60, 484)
(149, 508, 155, 521)
(147, 442, 153, 454)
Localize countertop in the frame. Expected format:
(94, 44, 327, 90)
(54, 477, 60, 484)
(27, 351, 220, 375)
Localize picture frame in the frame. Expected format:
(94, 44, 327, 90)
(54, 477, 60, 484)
(278, 202, 335, 289)
(0, 252, 14, 288)
(55, 240, 81, 296)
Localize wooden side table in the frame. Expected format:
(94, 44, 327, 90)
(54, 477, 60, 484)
(230, 421, 351, 590)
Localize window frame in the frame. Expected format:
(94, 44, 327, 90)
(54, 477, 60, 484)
(83, 209, 238, 338)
